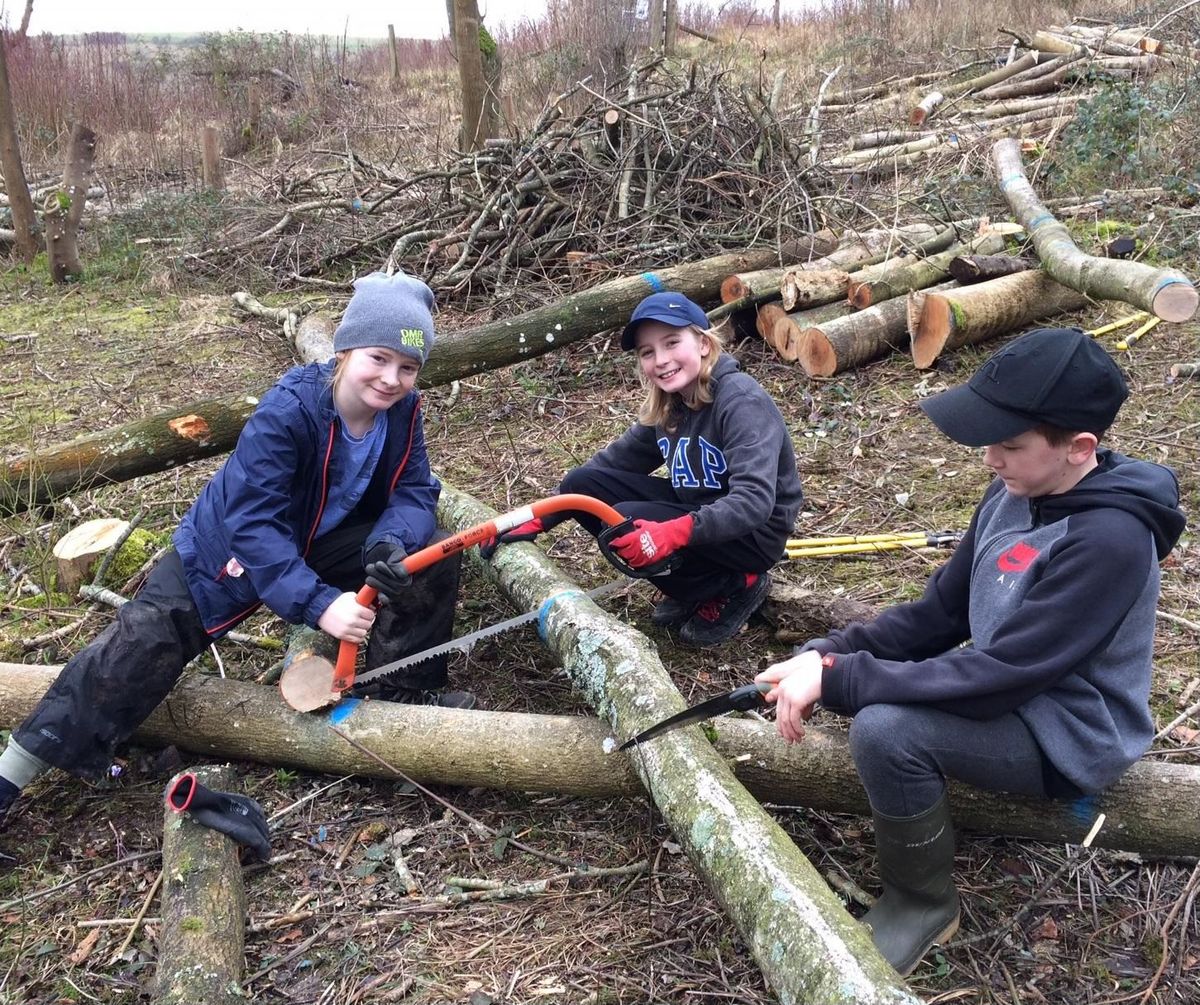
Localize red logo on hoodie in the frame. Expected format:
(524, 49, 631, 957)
(997, 541, 1039, 573)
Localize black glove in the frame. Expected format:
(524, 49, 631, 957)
(364, 542, 412, 603)
(165, 773, 271, 862)
(478, 517, 545, 560)
(793, 637, 837, 657)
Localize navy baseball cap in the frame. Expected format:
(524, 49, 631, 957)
(620, 292, 710, 349)
(920, 327, 1128, 447)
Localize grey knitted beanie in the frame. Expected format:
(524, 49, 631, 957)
(333, 271, 436, 364)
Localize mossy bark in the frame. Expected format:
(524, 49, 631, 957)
(1, 660, 1198, 856)
(157, 764, 247, 1005)
(434, 486, 919, 1005)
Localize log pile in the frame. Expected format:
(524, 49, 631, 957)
(720, 135, 1197, 376)
(802, 20, 1193, 184)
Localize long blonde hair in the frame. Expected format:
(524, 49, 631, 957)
(636, 323, 726, 431)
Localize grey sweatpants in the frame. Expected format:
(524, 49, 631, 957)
(848, 703, 1053, 817)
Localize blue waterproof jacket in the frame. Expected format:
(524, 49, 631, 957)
(173, 361, 439, 636)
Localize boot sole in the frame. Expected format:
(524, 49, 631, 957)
(892, 913, 961, 978)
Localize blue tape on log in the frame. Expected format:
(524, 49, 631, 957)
(640, 272, 665, 292)
(1027, 212, 1054, 230)
(329, 697, 362, 724)
(538, 590, 584, 640)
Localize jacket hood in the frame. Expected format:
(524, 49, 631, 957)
(1040, 449, 1185, 559)
(274, 359, 337, 418)
(710, 353, 742, 382)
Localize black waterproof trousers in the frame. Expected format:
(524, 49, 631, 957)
(16, 523, 461, 779)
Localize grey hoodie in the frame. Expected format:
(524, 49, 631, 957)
(819, 450, 1185, 795)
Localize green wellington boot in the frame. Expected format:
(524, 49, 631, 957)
(861, 792, 961, 976)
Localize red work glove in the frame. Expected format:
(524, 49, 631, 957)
(610, 515, 693, 570)
(478, 517, 545, 560)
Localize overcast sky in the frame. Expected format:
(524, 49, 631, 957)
(3, 1, 821, 39)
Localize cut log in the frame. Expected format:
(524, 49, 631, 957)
(848, 129, 934, 150)
(778, 268, 852, 312)
(754, 302, 788, 350)
(1169, 362, 1200, 380)
(910, 269, 1089, 369)
(769, 301, 856, 362)
(435, 486, 918, 1003)
(993, 138, 1198, 322)
(52, 518, 131, 595)
(846, 231, 1006, 309)
(948, 253, 1032, 283)
(721, 224, 938, 305)
(800, 281, 958, 377)
(0, 250, 779, 515)
(1, 661, 1197, 858)
(157, 765, 247, 1005)
(908, 90, 943, 126)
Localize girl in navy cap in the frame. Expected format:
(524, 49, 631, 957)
(484, 291, 804, 647)
(0, 272, 472, 830)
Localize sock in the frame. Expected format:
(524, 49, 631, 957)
(0, 738, 52, 791)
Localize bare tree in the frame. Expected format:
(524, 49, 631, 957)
(451, 0, 490, 150)
(17, 1, 34, 42)
(0, 32, 39, 263)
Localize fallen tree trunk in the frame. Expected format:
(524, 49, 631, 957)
(0, 250, 778, 515)
(993, 138, 1198, 321)
(1, 662, 1197, 858)
(910, 269, 1089, 369)
(0, 392, 264, 514)
(157, 764, 247, 1005)
(435, 487, 918, 1004)
(846, 231, 1005, 309)
(422, 249, 779, 384)
(800, 281, 958, 376)
(948, 253, 1033, 283)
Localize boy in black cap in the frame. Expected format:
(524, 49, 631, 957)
(756, 327, 1185, 976)
(484, 291, 804, 646)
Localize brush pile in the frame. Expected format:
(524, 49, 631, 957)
(187, 57, 819, 299)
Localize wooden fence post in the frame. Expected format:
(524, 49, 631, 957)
(201, 124, 224, 191)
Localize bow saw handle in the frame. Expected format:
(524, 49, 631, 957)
(333, 494, 636, 693)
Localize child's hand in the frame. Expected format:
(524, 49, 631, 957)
(609, 515, 693, 568)
(317, 592, 376, 642)
(755, 651, 823, 744)
(479, 517, 545, 559)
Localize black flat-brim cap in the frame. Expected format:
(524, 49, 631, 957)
(919, 327, 1128, 447)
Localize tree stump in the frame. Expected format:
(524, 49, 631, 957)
(52, 518, 130, 595)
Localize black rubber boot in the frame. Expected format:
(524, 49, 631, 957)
(861, 792, 961, 976)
